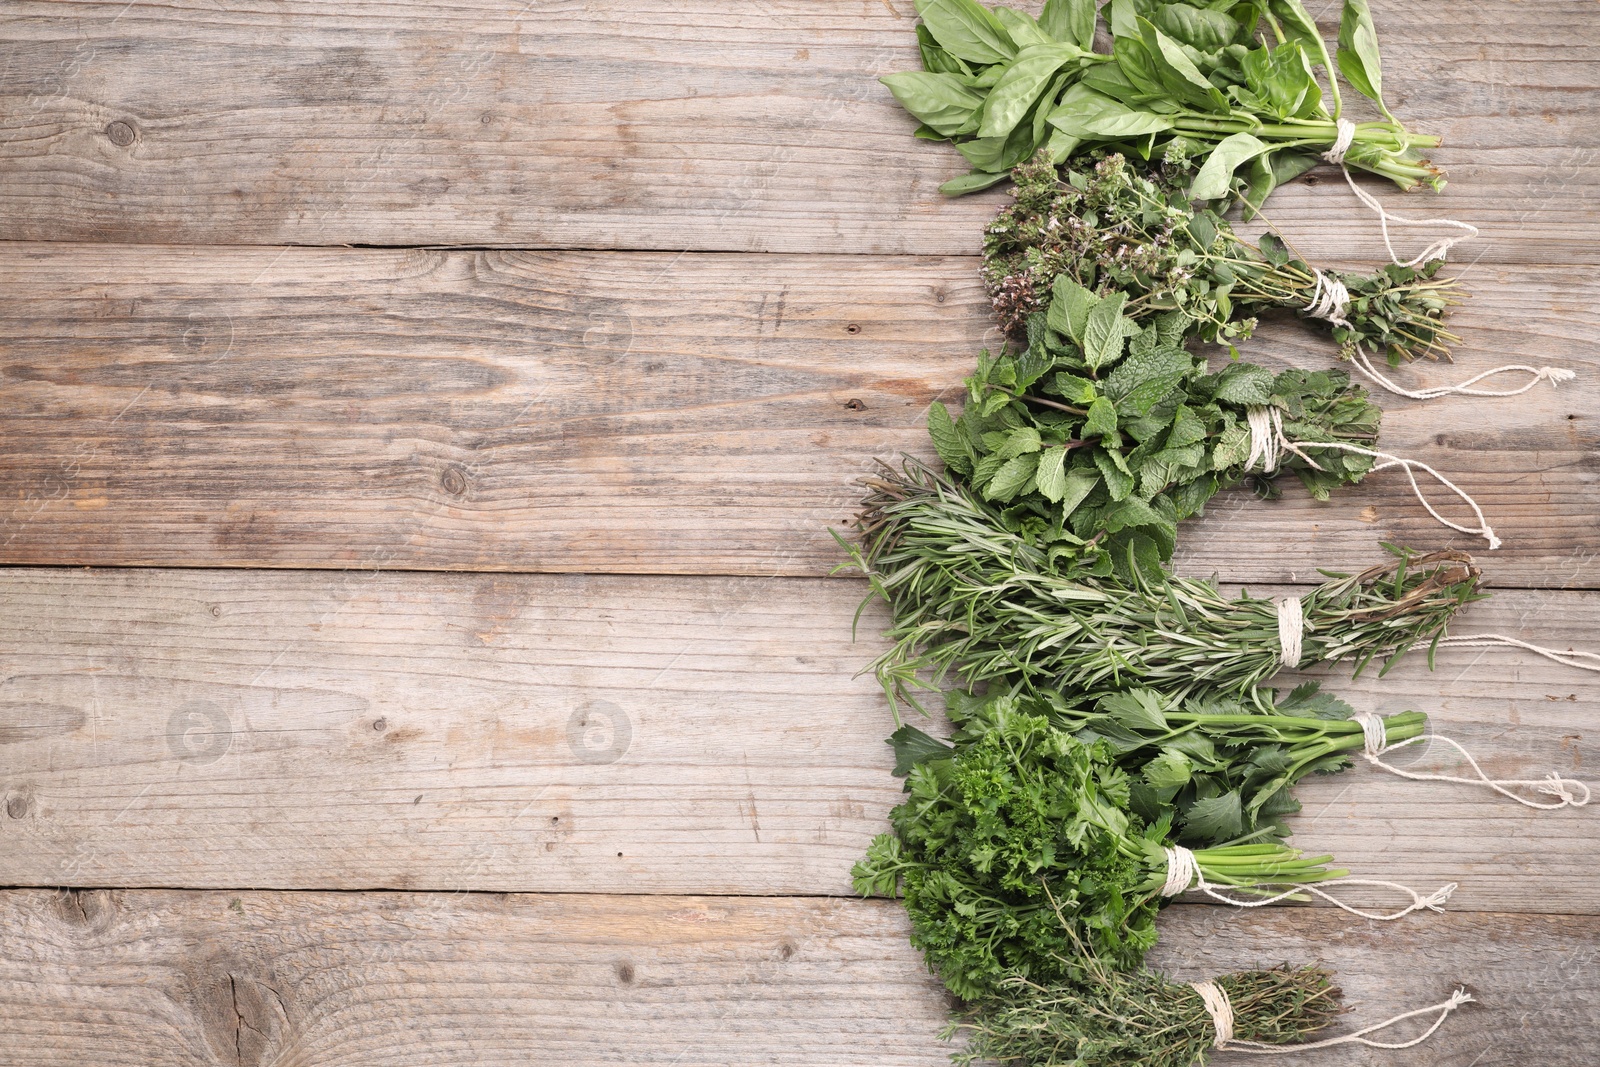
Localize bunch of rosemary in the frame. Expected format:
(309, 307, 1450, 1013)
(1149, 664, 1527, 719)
(847, 459, 1482, 715)
(884, 0, 1441, 199)
(986, 154, 1462, 365)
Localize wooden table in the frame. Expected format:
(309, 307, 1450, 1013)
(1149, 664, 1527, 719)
(1, 2, 1596, 1062)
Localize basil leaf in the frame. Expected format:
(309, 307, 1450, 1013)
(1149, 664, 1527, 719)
(915, 0, 1017, 66)
(1039, 0, 1097, 50)
(916, 24, 972, 76)
(1137, 19, 1230, 114)
(1048, 84, 1175, 138)
(1337, 0, 1385, 106)
(1267, 0, 1339, 90)
(990, 6, 1053, 49)
(1189, 132, 1270, 200)
(880, 72, 986, 136)
(1106, 0, 1139, 39)
(981, 43, 1083, 138)
(1151, 5, 1244, 52)
(940, 169, 1010, 195)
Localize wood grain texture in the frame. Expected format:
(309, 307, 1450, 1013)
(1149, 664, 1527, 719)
(1, 565, 1596, 911)
(0, 0, 1596, 258)
(0, 888, 1595, 1066)
(2, 244, 1596, 585)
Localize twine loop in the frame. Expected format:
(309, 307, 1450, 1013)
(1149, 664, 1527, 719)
(1276, 596, 1304, 669)
(1191, 980, 1234, 1048)
(1194, 978, 1474, 1054)
(1158, 844, 1454, 921)
(1353, 712, 1591, 810)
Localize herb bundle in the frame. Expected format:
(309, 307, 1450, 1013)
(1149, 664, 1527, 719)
(897, 684, 1428, 849)
(848, 459, 1482, 714)
(851, 698, 1352, 999)
(884, 0, 1441, 200)
(953, 957, 1344, 1067)
(929, 308, 1381, 571)
(986, 154, 1462, 365)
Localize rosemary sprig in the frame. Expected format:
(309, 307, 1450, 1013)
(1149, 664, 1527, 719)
(846, 459, 1482, 717)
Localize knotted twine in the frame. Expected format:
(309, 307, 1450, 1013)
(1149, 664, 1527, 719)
(1353, 712, 1590, 810)
(1189, 978, 1473, 1054)
(1246, 404, 1500, 549)
(1159, 845, 1453, 921)
(1275, 589, 1600, 679)
(1308, 117, 1577, 400)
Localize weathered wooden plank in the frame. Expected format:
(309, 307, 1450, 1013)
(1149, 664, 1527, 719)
(0, 889, 1594, 1066)
(1, 566, 1596, 911)
(2, 244, 1596, 585)
(0, 1, 1595, 258)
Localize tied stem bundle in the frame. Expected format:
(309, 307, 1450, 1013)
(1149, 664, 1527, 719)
(848, 459, 1482, 716)
(953, 961, 1345, 1067)
(986, 154, 1461, 366)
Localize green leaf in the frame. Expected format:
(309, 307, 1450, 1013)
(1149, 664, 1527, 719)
(981, 43, 1084, 138)
(1275, 681, 1356, 720)
(1105, 345, 1192, 415)
(1082, 290, 1130, 371)
(1165, 403, 1207, 450)
(1084, 396, 1118, 438)
(1100, 690, 1167, 731)
(1056, 465, 1102, 517)
(1034, 445, 1069, 502)
(887, 725, 955, 777)
(1047, 84, 1176, 139)
(1257, 231, 1291, 267)
(986, 451, 1040, 501)
(916, 24, 973, 76)
(1039, 0, 1096, 50)
(880, 72, 986, 137)
(1094, 448, 1135, 500)
(1048, 273, 1099, 345)
(997, 425, 1043, 460)
(928, 401, 972, 474)
(915, 0, 1017, 66)
(1137, 18, 1230, 114)
(1185, 790, 1243, 841)
(1267, 0, 1340, 100)
(1214, 363, 1275, 406)
(1189, 132, 1270, 200)
(1151, 4, 1243, 52)
(1337, 0, 1385, 106)
(940, 169, 1011, 195)
(991, 6, 1052, 49)
(1143, 748, 1193, 791)
(1053, 371, 1098, 405)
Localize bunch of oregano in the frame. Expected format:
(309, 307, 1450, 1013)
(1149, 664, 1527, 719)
(986, 153, 1462, 365)
(884, 0, 1441, 201)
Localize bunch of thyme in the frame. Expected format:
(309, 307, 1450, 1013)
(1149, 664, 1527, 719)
(847, 459, 1482, 716)
(985, 154, 1462, 366)
(953, 954, 1344, 1067)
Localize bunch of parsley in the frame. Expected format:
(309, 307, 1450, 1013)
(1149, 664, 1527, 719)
(851, 695, 1347, 1001)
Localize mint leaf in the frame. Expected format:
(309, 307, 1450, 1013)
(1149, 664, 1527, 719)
(1083, 290, 1130, 371)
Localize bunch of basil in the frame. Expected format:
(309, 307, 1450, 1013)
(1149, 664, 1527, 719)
(884, 0, 1442, 206)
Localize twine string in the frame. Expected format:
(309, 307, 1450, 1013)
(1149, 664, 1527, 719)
(1323, 117, 1479, 268)
(1193, 977, 1474, 1054)
(1354, 712, 1591, 810)
(1159, 845, 1455, 922)
(1244, 405, 1500, 549)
